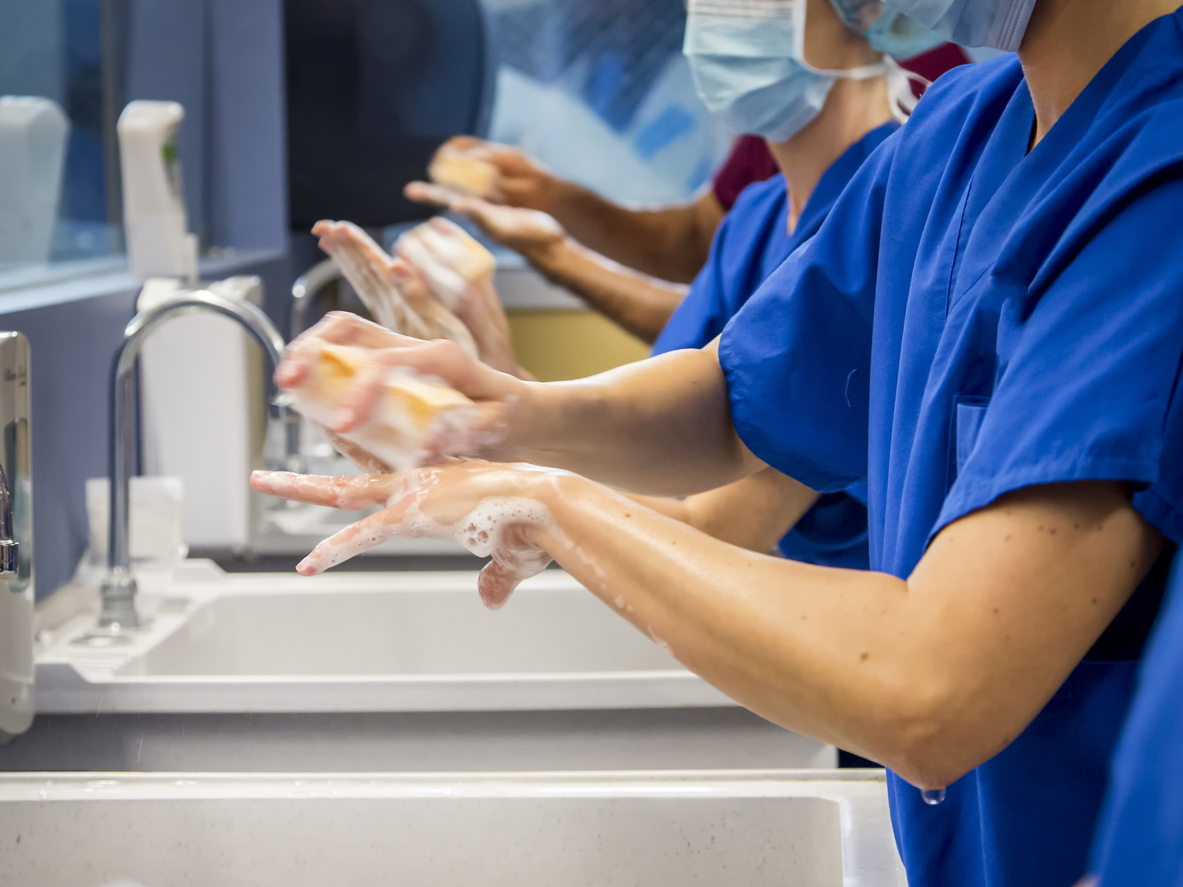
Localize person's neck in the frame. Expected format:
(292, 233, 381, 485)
(1021, 0, 1178, 148)
(767, 75, 892, 234)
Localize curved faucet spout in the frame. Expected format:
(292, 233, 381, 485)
(97, 289, 293, 634)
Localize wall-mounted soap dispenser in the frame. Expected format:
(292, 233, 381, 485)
(0, 96, 69, 265)
(117, 100, 199, 281)
(0, 332, 33, 742)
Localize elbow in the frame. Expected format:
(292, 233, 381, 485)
(871, 680, 1009, 792)
(887, 738, 978, 794)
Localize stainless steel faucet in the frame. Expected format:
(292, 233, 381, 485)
(286, 259, 344, 466)
(290, 258, 342, 342)
(0, 332, 33, 739)
(92, 289, 296, 636)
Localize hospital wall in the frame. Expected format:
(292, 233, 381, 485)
(0, 253, 287, 602)
(509, 310, 650, 381)
(0, 0, 649, 599)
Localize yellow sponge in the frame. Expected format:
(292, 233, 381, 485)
(294, 343, 477, 470)
(428, 146, 499, 198)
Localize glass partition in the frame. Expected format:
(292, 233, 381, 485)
(0, 0, 128, 284)
(484, 0, 730, 205)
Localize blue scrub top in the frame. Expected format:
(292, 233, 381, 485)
(652, 123, 898, 569)
(718, 12, 1183, 887)
(1087, 553, 1183, 887)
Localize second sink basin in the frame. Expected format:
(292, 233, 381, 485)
(0, 770, 904, 886)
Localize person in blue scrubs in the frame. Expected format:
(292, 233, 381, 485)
(415, 0, 944, 571)
(1084, 553, 1183, 887)
(257, 1, 1183, 886)
(635, 0, 930, 572)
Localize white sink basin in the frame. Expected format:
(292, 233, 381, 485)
(0, 770, 904, 886)
(35, 562, 734, 713)
(125, 576, 678, 677)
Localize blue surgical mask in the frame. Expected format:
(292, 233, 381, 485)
(684, 0, 889, 143)
(883, 0, 1037, 50)
(830, 0, 945, 60)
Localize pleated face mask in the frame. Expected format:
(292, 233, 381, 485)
(684, 0, 892, 142)
(882, 0, 1037, 51)
(829, 0, 945, 59)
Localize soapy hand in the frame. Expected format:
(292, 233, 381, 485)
(404, 184, 565, 262)
(425, 136, 565, 211)
(393, 217, 495, 310)
(391, 217, 528, 378)
(251, 462, 564, 607)
(312, 220, 477, 357)
(277, 312, 524, 451)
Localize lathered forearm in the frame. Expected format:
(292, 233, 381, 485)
(527, 475, 1161, 789)
(535, 474, 911, 767)
(497, 346, 761, 497)
(527, 238, 688, 343)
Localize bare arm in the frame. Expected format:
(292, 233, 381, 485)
(503, 342, 760, 495)
(532, 476, 1162, 788)
(526, 237, 688, 343)
(255, 466, 1162, 791)
(545, 187, 724, 284)
(632, 468, 820, 554)
(280, 314, 759, 497)
(421, 137, 723, 282)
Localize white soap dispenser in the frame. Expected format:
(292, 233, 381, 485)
(0, 96, 69, 265)
(117, 100, 198, 281)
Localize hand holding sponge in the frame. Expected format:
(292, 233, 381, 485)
(288, 342, 480, 472)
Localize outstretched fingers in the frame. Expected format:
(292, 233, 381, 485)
(404, 181, 460, 209)
(296, 501, 418, 575)
(250, 470, 399, 511)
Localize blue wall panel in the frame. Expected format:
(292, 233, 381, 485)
(1, 284, 139, 599)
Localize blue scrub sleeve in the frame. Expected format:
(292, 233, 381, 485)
(936, 175, 1183, 543)
(652, 220, 736, 356)
(719, 136, 898, 493)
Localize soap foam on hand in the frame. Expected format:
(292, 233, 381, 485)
(313, 220, 430, 339)
(395, 219, 495, 311)
(313, 220, 478, 357)
(303, 488, 556, 608)
(251, 466, 560, 608)
(288, 342, 481, 473)
(427, 145, 500, 199)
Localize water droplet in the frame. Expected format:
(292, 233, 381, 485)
(921, 788, 946, 805)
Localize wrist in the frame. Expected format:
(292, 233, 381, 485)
(533, 468, 587, 516)
(491, 377, 575, 466)
(524, 235, 576, 279)
(485, 377, 542, 463)
(536, 176, 579, 218)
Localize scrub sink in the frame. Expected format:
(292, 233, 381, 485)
(22, 562, 834, 773)
(0, 770, 905, 886)
(35, 562, 731, 713)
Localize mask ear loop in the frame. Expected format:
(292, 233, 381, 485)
(884, 56, 931, 123)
